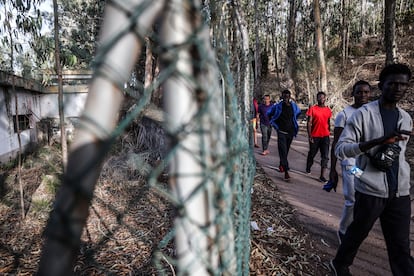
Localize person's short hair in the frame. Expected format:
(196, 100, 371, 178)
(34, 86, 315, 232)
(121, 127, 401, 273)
(316, 91, 326, 97)
(282, 89, 291, 95)
(379, 63, 412, 84)
(352, 80, 371, 96)
(263, 94, 270, 98)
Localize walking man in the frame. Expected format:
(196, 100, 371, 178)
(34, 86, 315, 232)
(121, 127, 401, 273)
(327, 80, 371, 243)
(267, 90, 301, 181)
(306, 91, 332, 182)
(331, 63, 414, 276)
(258, 94, 273, 155)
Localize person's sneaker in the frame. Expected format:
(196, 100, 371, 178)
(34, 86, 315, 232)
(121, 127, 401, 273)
(329, 260, 352, 276)
(284, 172, 291, 181)
(319, 176, 328, 183)
(306, 169, 311, 174)
(337, 231, 345, 244)
(323, 180, 337, 192)
(279, 165, 285, 173)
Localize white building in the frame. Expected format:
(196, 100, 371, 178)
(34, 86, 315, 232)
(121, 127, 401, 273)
(0, 71, 90, 164)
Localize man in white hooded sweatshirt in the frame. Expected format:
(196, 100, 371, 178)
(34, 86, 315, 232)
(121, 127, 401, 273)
(330, 63, 414, 276)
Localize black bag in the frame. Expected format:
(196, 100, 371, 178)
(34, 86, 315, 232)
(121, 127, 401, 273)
(369, 144, 401, 172)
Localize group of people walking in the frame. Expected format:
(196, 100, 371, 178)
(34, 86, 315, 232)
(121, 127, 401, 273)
(253, 63, 414, 276)
(252, 89, 301, 181)
(253, 89, 331, 182)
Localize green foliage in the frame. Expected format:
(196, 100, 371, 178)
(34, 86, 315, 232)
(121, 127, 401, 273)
(60, 49, 77, 67)
(31, 198, 51, 213)
(0, 158, 18, 170)
(31, 35, 54, 65)
(16, 53, 35, 78)
(41, 174, 60, 194)
(0, 1, 42, 75)
(59, 0, 106, 68)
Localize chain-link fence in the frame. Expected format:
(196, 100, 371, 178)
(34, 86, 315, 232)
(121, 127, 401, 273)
(37, 1, 255, 275)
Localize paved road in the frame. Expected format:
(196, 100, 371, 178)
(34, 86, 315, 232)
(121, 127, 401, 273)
(254, 129, 414, 276)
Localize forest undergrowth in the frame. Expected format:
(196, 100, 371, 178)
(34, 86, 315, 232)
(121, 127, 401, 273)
(0, 115, 333, 275)
(1, 56, 414, 274)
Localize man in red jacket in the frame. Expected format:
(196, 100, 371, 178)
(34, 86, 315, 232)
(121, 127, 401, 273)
(305, 91, 332, 182)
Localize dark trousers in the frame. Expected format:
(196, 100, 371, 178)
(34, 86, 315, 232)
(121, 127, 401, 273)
(334, 191, 414, 275)
(306, 136, 329, 170)
(260, 124, 272, 151)
(277, 131, 293, 171)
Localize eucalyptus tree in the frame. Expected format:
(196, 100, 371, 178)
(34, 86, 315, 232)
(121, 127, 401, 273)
(267, 0, 286, 92)
(232, 0, 253, 125)
(313, 0, 327, 92)
(0, 0, 43, 73)
(0, 0, 43, 219)
(286, 0, 297, 95)
(384, 0, 397, 65)
(253, 0, 262, 97)
(341, 0, 350, 66)
(55, 0, 105, 68)
(52, 0, 68, 168)
(34, 0, 104, 74)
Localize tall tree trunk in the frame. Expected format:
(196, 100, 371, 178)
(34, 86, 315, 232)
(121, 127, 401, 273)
(53, 0, 68, 169)
(254, 0, 262, 98)
(271, 28, 281, 91)
(10, 32, 25, 219)
(161, 1, 236, 273)
(361, 0, 367, 37)
(313, 0, 327, 92)
(269, 2, 281, 91)
(384, 0, 397, 65)
(286, 0, 297, 94)
(233, 0, 252, 126)
(341, 0, 349, 67)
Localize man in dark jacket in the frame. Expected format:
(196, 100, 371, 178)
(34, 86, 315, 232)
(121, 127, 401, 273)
(267, 90, 301, 181)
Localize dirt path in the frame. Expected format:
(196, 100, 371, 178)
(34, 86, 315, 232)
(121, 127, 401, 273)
(254, 129, 414, 276)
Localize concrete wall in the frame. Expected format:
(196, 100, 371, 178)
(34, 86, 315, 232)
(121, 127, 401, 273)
(40, 93, 87, 118)
(0, 86, 43, 163)
(0, 72, 88, 164)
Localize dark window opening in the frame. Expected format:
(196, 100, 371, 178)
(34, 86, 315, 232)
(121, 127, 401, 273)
(13, 114, 31, 133)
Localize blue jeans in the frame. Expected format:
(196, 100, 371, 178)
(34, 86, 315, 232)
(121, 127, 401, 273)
(260, 124, 272, 151)
(334, 192, 414, 275)
(277, 131, 293, 171)
(339, 164, 355, 234)
(306, 136, 330, 171)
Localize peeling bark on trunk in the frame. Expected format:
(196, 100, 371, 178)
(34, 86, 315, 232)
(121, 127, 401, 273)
(313, 0, 327, 92)
(53, 0, 68, 170)
(385, 0, 397, 65)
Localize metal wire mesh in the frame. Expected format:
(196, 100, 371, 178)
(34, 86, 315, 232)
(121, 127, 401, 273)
(38, 0, 255, 275)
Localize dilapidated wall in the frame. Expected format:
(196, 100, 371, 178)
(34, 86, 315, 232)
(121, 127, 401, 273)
(0, 85, 42, 164)
(0, 72, 88, 164)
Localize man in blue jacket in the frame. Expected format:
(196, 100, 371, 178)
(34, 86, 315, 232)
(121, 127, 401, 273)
(331, 63, 414, 276)
(267, 89, 301, 181)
